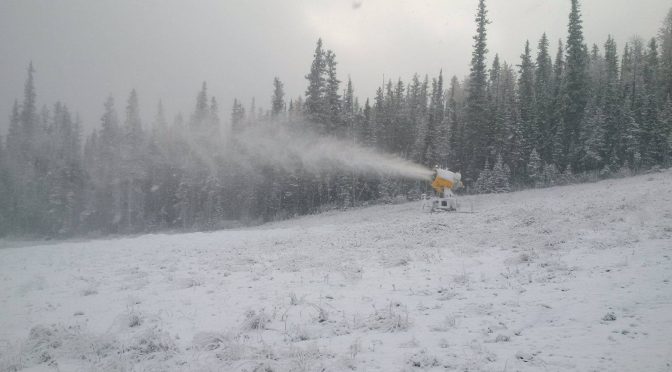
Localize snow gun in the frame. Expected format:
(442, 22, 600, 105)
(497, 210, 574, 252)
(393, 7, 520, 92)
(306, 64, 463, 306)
(421, 167, 463, 212)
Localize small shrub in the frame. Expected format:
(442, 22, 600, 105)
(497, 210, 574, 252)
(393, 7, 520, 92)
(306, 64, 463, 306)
(244, 309, 270, 330)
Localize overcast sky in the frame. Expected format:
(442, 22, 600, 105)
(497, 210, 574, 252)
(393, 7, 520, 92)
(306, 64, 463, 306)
(1, 0, 670, 133)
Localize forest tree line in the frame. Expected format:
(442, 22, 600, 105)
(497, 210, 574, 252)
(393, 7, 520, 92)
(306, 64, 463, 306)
(1, 0, 671, 237)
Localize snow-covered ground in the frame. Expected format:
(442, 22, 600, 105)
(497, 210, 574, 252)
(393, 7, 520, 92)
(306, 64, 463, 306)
(1, 170, 671, 372)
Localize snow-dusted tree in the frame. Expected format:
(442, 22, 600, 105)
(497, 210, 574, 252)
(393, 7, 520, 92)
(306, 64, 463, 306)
(465, 0, 491, 179)
(518, 40, 537, 156)
(551, 40, 568, 167)
(602, 36, 621, 165)
(324, 50, 342, 134)
(535, 33, 554, 162)
(526, 148, 543, 187)
(271, 77, 286, 119)
(447, 76, 464, 170)
(474, 160, 493, 193)
(231, 99, 246, 134)
(660, 8, 672, 100)
(191, 82, 209, 130)
(564, 0, 590, 169)
(542, 164, 560, 187)
(120, 89, 146, 232)
(425, 72, 445, 167)
(305, 38, 327, 128)
(578, 100, 607, 171)
(491, 154, 512, 193)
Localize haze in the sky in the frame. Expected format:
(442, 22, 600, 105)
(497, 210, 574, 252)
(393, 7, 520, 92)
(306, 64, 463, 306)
(1, 0, 669, 132)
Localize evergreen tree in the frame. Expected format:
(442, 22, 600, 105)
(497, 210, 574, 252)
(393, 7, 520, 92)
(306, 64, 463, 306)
(526, 148, 542, 186)
(518, 40, 537, 157)
(324, 50, 342, 134)
(578, 100, 607, 171)
(191, 82, 209, 129)
(474, 159, 493, 193)
(426, 72, 445, 166)
(305, 38, 327, 127)
(651, 96, 672, 165)
(447, 76, 464, 170)
(621, 97, 642, 169)
(603, 35, 622, 164)
(551, 40, 568, 166)
(120, 89, 146, 232)
(660, 8, 672, 100)
(564, 0, 590, 169)
(541, 163, 560, 186)
(465, 0, 491, 178)
(491, 154, 511, 193)
(231, 99, 246, 133)
(535, 33, 554, 162)
(271, 77, 286, 119)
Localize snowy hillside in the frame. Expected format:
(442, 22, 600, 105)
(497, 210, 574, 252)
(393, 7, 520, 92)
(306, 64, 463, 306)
(1, 170, 671, 372)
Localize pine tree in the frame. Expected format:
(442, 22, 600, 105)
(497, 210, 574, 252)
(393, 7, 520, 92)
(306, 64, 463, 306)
(651, 96, 672, 165)
(120, 89, 146, 232)
(191, 82, 209, 129)
(564, 0, 590, 169)
(551, 40, 568, 166)
(641, 39, 661, 165)
(447, 76, 464, 170)
(305, 38, 327, 127)
(660, 8, 672, 100)
(324, 50, 342, 134)
(0, 135, 10, 236)
(518, 40, 537, 157)
(231, 98, 246, 133)
(474, 159, 493, 193)
(465, 0, 491, 178)
(578, 100, 607, 171)
(271, 77, 286, 119)
(621, 97, 642, 169)
(491, 154, 511, 193)
(535, 33, 554, 162)
(526, 148, 542, 186)
(603, 35, 621, 164)
(426, 72, 445, 166)
(541, 164, 560, 186)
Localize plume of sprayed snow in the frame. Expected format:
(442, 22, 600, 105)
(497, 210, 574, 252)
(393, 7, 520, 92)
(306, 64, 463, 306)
(235, 121, 434, 181)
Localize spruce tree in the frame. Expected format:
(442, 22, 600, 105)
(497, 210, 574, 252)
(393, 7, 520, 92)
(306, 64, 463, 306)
(518, 40, 537, 157)
(191, 82, 209, 129)
(324, 50, 342, 134)
(551, 40, 568, 166)
(121, 89, 146, 232)
(660, 8, 672, 100)
(465, 0, 491, 178)
(271, 77, 286, 119)
(603, 36, 621, 164)
(535, 33, 554, 162)
(491, 154, 511, 193)
(564, 0, 590, 169)
(447, 76, 463, 170)
(526, 148, 542, 187)
(231, 99, 246, 133)
(578, 100, 606, 171)
(305, 38, 327, 127)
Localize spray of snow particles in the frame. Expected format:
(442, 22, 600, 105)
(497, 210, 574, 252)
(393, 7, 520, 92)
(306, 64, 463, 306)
(235, 121, 434, 181)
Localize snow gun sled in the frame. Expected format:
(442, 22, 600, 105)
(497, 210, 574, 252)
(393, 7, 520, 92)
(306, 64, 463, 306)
(421, 168, 465, 212)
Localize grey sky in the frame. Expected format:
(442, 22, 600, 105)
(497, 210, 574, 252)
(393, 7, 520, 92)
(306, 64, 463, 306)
(1, 0, 670, 133)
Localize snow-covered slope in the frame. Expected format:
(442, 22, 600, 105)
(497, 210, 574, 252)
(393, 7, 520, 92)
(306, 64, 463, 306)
(1, 170, 671, 371)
